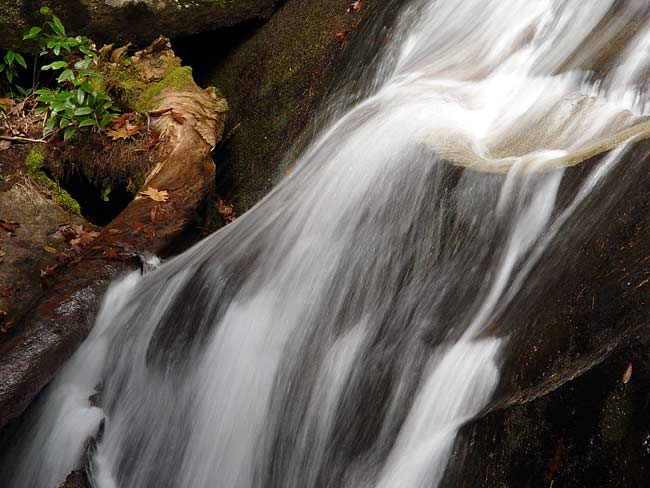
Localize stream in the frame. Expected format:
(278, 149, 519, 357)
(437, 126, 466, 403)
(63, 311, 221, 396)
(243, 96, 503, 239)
(4, 1, 650, 487)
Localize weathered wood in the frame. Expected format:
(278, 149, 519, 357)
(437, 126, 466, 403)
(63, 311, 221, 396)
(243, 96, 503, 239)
(0, 45, 227, 429)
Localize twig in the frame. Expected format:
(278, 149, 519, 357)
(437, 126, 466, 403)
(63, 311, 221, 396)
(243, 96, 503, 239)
(0, 135, 47, 143)
(0, 111, 17, 135)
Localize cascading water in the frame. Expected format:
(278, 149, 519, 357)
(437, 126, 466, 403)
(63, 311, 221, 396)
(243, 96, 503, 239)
(4, 1, 650, 487)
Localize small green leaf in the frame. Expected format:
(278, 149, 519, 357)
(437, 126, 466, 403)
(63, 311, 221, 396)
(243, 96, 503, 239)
(14, 53, 27, 69)
(76, 88, 85, 105)
(78, 118, 95, 128)
(50, 15, 65, 36)
(57, 69, 74, 82)
(74, 106, 93, 116)
(63, 126, 77, 140)
(42, 60, 68, 71)
(23, 26, 43, 40)
(4, 50, 15, 64)
(100, 114, 113, 127)
(40, 6, 52, 15)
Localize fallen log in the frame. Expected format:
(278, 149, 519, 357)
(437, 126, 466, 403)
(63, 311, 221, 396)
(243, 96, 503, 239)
(0, 40, 227, 429)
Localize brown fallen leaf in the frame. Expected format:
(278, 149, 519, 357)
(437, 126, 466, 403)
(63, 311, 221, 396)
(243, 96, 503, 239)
(106, 112, 144, 140)
(147, 130, 161, 149)
(622, 363, 633, 384)
(131, 222, 158, 237)
(150, 204, 166, 225)
(216, 196, 237, 224)
(336, 30, 350, 40)
(148, 107, 173, 117)
(346, 0, 364, 13)
(0, 220, 20, 236)
(108, 228, 122, 234)
(40, 263, 60, 279)
(0, 249, 5, 259)
(104, 248, 119, 260)
(171, 111, 185, 124)
(43, 245, 58, 254)
(59, 224, 77, 242)
(140, 187, 169, 202)
(0, 97, 15, 110)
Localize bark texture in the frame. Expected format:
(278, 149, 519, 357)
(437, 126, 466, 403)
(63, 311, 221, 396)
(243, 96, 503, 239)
(0, 40, 227, 429)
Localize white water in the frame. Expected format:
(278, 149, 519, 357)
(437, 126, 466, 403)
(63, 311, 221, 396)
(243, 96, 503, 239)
(5, 1, 650, 487)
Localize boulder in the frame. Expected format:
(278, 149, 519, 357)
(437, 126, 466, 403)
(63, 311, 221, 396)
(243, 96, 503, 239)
(0, 0, 278, 50)
(202, 0, 373, 212)
(0, 175, 88, 326)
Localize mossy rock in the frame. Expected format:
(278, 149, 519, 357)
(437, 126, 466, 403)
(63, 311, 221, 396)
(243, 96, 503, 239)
(0, 174, 88, 324)
(204, 0, 371, 212)
(25, 148, 81, 216)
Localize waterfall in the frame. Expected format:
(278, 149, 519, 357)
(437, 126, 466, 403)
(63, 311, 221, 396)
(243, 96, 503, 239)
(4, 1, 650, 487)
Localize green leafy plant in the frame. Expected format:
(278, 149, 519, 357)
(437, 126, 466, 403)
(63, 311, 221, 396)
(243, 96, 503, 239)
(24, 7, 117, 140)
(0, 49, 27, 96)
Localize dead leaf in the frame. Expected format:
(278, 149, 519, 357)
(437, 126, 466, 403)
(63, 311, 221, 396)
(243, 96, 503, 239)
(150, 204, 166, 225)
(104, 248, 119, 260)
(106, 112, 144, 140)
(336, 30, 350, 40)
(59, 224, 77, 242)
(0, 287, 14, 298)
(0, 249, 5, 259)
(171, 111, 185, 124)
(216, 196, 237, 224)
(131, 222, 158, 237)
(140, 186, 169, 202)
(43, 245, 58, 254)
(0, 220, 20, 236)
(108, 228, 121, 234)
(0, 140, 11, 151)
(0, 97, 15, 110)
(147, 131, 161, 149)
(40, 263, 60, 279)
(622, 363, 633, 384)
(347, 0, 364, 13)
(148, 107, 173, 117)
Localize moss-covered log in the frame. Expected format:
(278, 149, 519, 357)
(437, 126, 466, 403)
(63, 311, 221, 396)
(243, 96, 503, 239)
(0, 38, 227, 429)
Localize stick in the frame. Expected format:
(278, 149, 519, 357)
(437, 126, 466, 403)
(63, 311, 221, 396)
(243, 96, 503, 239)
(0, 135, 47, 144)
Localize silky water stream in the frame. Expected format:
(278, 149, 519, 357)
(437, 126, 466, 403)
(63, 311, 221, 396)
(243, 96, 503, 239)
(5, 1, 650, 487)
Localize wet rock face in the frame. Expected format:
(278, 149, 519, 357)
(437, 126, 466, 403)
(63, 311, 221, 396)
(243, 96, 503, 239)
(57, 470, 89, 488)
(443, 339, 650, 488)
(0, 179, 88, 324)
(0, 0, 278, 50)
(200, 0, 372, 213)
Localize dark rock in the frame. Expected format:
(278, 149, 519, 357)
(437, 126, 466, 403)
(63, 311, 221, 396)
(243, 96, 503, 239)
(443, 338, 650, 487)
(200, 0, 374, 212)
(57, 469, 89, 488)
(0, 0, 278, 50)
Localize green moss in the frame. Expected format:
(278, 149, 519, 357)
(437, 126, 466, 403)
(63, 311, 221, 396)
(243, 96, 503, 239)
(135, 66, 195, 112)
(24, 148, 81, 215)
(127, 171, 145, 194)
(99, 177, 112, 202)
(25, 148, 46, 174)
